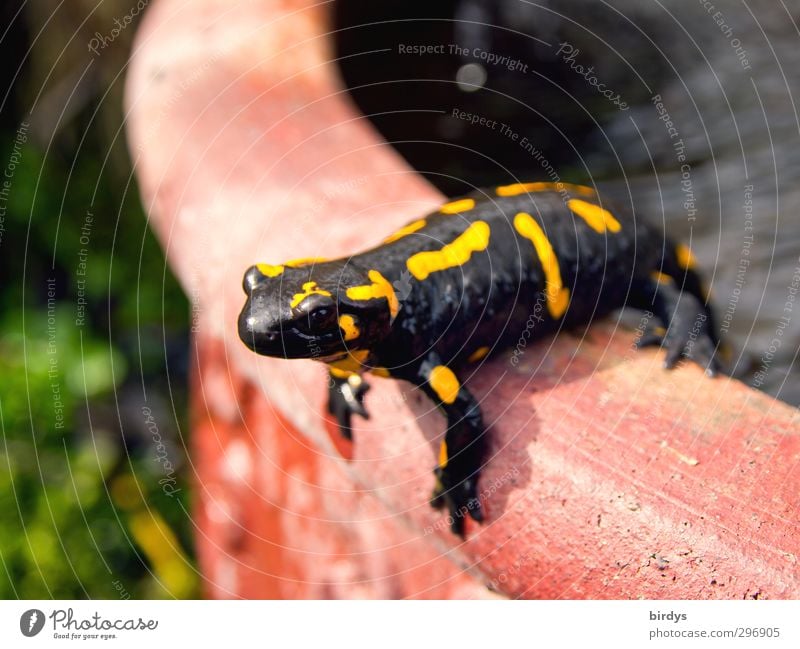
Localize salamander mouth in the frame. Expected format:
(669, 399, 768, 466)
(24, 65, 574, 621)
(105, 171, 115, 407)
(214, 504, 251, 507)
(238, 310, 344, 359)
(241, 331, 340, 358)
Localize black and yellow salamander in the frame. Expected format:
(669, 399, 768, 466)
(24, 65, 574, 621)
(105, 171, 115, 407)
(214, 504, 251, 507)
(238, 181, 720, 536)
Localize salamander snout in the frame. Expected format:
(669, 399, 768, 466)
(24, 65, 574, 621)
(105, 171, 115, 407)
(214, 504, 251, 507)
(243, 265, 264, 294)
(238, 298, 280, 353)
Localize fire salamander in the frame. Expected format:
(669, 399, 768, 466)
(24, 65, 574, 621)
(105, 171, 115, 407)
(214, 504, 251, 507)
(238, 181, 720, 536)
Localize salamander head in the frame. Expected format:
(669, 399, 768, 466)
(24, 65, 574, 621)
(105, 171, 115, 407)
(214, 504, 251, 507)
(238, 259, 398, 359)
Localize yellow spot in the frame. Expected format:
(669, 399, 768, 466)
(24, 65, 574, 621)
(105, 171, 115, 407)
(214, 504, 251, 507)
(467, 346, 490, 363)
(290, 281, 332, 308)
(110, 474, 197, 597)
(256, 263, 284, 277)
(496, 182, 595, 197)
(651, 271, 674, 286)
(567, 199, 622, 233)
(429, 365, 460, 405)
(330, 366, 354, 380)
(328, 350, 370, 375)
(406, 221, 491, 281)
(370, 367, 391, 378)
(285, 257, 327, 268)
(129, 510, 197, 598)
(338, 314, 360, 341)
(256, 258, 327, 278)
(440, 198, 475, 214)
(654, 326, 667, 337)
(438, 440, 449, 469)
(514, 212, 571, 318)
(110, 474, 142, 510)
(347, 374, 363, 389)
(384, 219, 426, 243)
(675, 243, 697, 271)
(346, 270, 399, 319)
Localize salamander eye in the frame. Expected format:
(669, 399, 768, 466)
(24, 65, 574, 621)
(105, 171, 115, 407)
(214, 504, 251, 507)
(294, 293, 337, 331)
(308, 306, 336, 327)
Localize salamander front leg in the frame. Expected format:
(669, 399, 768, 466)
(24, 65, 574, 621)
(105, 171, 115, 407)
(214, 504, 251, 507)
(634, 276, 721, 376)
(327, 372, 370, 440)
(417, 355, 487, 537)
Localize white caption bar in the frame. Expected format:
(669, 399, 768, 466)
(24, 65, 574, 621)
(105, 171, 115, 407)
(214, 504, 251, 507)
(0, 600, 797, 648)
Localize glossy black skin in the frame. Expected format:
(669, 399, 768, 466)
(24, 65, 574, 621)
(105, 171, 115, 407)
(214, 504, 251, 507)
(238, 185, 720, 536)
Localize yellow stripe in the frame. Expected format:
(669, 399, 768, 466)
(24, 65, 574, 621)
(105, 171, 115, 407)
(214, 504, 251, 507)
(329, 366, 354, 379)
(110, 475, 197, 598)
(675, 243, 697, 271)
(514, 212, 570, 318)
(567, 199, 622, 233)
(496, 182, 595, 197)
(256, 258, 326, 279)
(256, 263, 284, 277)
(384, 219, 426, 243)
(467, 346, 490, 363)
(286, 257, 327, 268)
(406, 221, 490, 281)
(429, 365, 460, 404)
(290, 281, 332, 308)
(338, 314, 360, 341)
(129, 510, 197, 598)
(651, 271, 674, 286)
(370, 366, 391, 378)
(328, 350, 370, 375)
(438, 440, 448, 469)
(440, 198, 475, 214)
(346, 270, 399, 319)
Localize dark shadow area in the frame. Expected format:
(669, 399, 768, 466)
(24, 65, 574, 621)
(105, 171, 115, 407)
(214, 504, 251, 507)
(334, 0, 800, 406)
